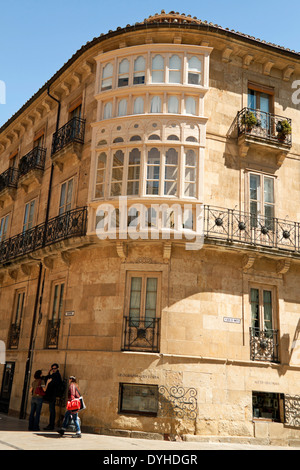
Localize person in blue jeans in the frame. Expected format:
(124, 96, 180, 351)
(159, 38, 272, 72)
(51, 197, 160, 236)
(58, 376, 81, 438)
(28, 370, 51, 431)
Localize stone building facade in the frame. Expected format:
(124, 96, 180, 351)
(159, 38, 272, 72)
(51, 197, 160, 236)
(1, 11, 300, 443)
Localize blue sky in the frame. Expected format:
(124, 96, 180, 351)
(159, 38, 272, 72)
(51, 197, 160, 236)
(0, 0, 299, 126)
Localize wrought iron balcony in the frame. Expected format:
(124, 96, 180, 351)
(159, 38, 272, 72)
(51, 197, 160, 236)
(46, 319, 61, 349)
(203, 205, 300, 254)
(7, 323, 21, 349)
(0, 167, 19, 193)
(250, 327, 279, 363)
(122, 316, 160, 352)
(18, 146, 46, 177)
(0, 206, 87, 265)
(237, 107, 292, 147)
(51, 117, 85, 156)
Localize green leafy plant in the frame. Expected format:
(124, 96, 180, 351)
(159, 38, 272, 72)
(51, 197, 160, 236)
(242, 111, 257, 130)
(276, 119, 292, 138)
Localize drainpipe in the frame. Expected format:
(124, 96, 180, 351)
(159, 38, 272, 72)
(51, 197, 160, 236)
(19, 86, 61, 419)
(45, 85, 61, 225)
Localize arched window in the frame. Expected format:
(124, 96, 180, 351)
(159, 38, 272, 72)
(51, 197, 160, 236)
(101, 63, 113, 91)
(118, 59, 129, 87)
(188, 57, 202, 85)
(133, 56, 145, 85)
(185, 97, 196, 115)
(151, 55, 164, 83)
(150, 96, 162, 113)
(146, 148, 160, 195)
(110, 150, 124, 196)
(168, 96, 179, 114)
(148, 134, 161, 140)
(164, 148, 178, 196)
(127, 148, 141, 196)
(184, 149, 197, 197)
(130, 135, 142, 141)
(133, 97, 144, 114)
(95, 152, 106, 198)
(118, 99, 127, 116)
(103, 102, 112, 119)
(169, 55, 181, 83)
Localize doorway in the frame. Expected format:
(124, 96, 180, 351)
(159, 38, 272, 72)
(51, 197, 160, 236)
(0, 362, 15, 413)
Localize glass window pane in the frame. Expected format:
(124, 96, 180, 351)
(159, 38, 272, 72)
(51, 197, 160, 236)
(188, 56, 201, 72)
(152, 54, 164, 69)
(119, 59, 129, 74)
(264, 177, 274, 204)
(118, 99, 127, 116)
(150, 96, 161, 113)
(129, 277, 142, 321)
(250, 174, 260, 202)
(168, 96, 179, 113)
(133, 97, 144, 114)
(248, 89, 256, 109)
(263, 290, 273, 330)
(186, 97, 196, 115)
(103, 102, 112, 119)
(145, 278, 157, 323)
(169, 71, 181, 83)
(169, 54, 181, 70)
(251, 288, 260, 330)
(152, 71, 164, 83)
(184, 182, 196, 197)
(134, 56, 145, 72)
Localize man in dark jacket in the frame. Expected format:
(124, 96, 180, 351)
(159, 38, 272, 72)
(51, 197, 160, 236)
(43, 363, 62, 430)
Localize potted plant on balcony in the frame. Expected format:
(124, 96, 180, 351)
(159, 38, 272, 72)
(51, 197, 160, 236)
(276, 120, 291, 142)
(241, 110, 257, 132)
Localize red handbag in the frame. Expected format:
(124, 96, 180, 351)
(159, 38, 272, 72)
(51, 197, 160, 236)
(67, 398, 81, 411)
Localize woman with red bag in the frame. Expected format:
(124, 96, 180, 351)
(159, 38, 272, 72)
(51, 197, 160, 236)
(58, 376, 81, 438)
(28, 370, 51, 431)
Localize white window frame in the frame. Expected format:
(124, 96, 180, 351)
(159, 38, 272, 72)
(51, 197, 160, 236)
(23, 199, 36, 232)
(0, 213, 10, 242)
(248, 172, 275, 227)
(59, 178, 74, 215)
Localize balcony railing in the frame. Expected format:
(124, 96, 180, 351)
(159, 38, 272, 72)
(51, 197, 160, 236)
(18, 146, 46, 177)
(203, 205, 300, 254)
(0, 167, 19, 193)
(51, 117, 86, 155)
(46, 319, 61, 349)
(237, 107, 292, 147)
(250, 327, 279, 363)
(122, 317, 160, 352)
(0, 207, 87, 265)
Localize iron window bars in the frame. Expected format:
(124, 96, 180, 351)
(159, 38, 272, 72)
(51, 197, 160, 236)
(122, 316, 160, 352)
(250, 327, 279, 363)
(18, 146, 46, 176)
(0, 206, 87, 265)
(51, 116, 86, 155)
(237, 107, 292, 147)
(0, 167, 19, 192)
(203, 205, 300, 253)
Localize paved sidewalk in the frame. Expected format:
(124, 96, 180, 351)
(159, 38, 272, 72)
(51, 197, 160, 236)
(0, 413, 299, 451)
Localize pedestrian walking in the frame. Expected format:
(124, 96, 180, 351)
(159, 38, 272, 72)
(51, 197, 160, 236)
(43, 363, 62, 430)
(28, 370, 51, 431)
(58, 376, 82, 438)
